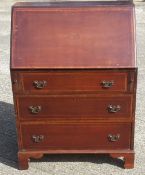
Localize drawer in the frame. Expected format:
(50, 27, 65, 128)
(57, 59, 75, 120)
(12, 71, 135, 94)
(20, 123, 131, 150)
(17, 95, 133, 119)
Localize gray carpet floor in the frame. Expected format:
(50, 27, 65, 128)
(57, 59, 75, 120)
(0, 0, 145, 174)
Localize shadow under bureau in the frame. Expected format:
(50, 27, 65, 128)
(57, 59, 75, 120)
(10, 1, 137, 170)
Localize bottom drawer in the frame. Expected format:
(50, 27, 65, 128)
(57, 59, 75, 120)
(20, 123, 131, 150)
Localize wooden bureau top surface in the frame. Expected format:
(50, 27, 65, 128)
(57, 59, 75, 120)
(11, 1, 136, 69)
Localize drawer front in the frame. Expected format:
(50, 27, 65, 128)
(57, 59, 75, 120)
(17, 95, 133, 119)
(21, 123, 131, 150)
(15, 71, 132, 94)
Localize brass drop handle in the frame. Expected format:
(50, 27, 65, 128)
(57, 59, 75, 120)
(108, 134, 120, 142)
(107, 105, 121, 113)
(32, 135, 44, 143)
(101, 80, 114, 88)
(29, 106, 42, 114)
(33, 80, 47, 89)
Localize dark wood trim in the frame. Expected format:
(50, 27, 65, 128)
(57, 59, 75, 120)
(13, 1, 134, 8)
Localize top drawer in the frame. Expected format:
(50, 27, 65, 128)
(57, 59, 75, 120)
(11, 70, 136, 94)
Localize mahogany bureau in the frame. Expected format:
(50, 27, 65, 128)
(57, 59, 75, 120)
(10, 1, 137, 170)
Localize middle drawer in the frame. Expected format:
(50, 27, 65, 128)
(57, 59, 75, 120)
(16, 95, 133, 120)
